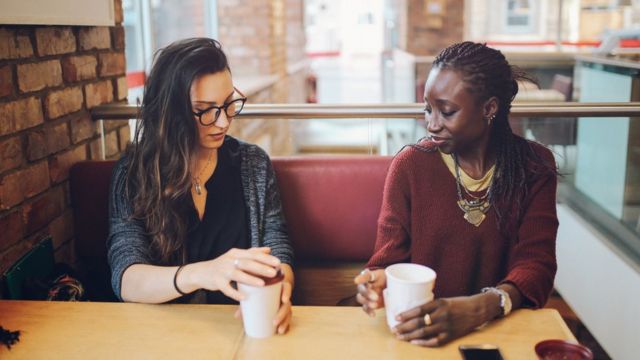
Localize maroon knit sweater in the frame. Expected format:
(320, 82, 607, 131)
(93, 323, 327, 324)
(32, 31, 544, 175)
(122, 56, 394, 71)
(367, 140, 558, 308)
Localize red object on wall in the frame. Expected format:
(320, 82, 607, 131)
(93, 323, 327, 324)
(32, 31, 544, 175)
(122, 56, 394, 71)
(126, 71, 146, 89)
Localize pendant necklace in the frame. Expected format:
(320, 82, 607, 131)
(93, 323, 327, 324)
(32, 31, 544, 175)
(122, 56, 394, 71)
(453, 154, 492, 227)
(193, 151, 213, 196)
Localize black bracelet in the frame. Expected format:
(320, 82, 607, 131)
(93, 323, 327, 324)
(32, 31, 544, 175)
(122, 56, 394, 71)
(173, 265, 187, 296)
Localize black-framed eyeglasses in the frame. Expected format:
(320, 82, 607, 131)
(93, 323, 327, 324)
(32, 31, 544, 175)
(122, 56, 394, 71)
(192, 87, 247, 126)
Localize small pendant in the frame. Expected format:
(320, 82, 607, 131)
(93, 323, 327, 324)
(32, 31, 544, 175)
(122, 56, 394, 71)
(457, 199, 489, 227)
(194, 182, 202, 195)
(464, 209, 486, 227)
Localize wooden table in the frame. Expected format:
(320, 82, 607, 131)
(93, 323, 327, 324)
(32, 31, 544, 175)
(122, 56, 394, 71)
(0, 300, 575, 359)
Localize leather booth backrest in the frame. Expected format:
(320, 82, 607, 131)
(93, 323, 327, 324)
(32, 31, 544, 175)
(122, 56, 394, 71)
(70, 160, 117, 261)
(272, 157, 391, 262)
(70, 156, 392, 268)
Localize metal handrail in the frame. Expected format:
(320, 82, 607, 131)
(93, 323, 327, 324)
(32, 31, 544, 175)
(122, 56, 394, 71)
(92, 102, 640, 120)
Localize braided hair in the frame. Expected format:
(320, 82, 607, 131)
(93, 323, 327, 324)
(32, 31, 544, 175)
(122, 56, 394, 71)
(413, 41, 557, 235)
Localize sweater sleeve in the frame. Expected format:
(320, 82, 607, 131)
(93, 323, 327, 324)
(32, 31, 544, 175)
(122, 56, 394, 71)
(366, 151, 412, 268)
(107, 157, 152, 301)
(261, 155, 295, 267)
(499, 149, 559, 308)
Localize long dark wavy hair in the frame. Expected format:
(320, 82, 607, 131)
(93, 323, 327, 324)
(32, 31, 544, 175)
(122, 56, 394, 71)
(126, 38, 230, 264)
(413, 41, 557, 235)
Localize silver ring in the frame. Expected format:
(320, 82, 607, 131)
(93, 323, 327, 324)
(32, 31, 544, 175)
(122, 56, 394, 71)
(233, 259, 240, 268)
(423, 313, 432, 326)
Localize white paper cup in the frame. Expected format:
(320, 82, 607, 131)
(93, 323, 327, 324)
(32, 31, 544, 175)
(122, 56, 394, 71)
(383, 288, 434, 329)
(383, 263, 436, 330)
(238, 273, 283, 338)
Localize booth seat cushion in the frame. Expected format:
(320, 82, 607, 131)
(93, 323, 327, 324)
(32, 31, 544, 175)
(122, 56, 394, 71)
(273, 156, 391, 262)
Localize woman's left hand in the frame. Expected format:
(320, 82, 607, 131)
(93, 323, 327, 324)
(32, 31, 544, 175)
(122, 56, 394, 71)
(273, 279, 293, 334)
(392, 295, 495, 347)
(235, 264, 294, 335)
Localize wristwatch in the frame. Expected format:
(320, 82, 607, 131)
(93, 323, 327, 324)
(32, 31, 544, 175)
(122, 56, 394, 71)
(481, 287, 512, 317)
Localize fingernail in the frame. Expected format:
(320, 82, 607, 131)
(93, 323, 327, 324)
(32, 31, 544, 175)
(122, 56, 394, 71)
(395, 315, 401, 321)
(424, 338, 438, 347)
(370, 293, 378, 301)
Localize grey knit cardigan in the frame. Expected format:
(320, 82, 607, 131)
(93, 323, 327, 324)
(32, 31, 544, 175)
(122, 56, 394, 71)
(107, 137, 294, 300)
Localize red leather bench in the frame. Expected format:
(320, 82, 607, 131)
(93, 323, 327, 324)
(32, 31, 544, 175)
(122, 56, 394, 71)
(69, 156, 391, 305)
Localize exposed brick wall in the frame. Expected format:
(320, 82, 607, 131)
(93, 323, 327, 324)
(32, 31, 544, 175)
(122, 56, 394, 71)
(404, 0, 464, 57)
(218, 0, 308, 156)
(0, 0, 129, 274)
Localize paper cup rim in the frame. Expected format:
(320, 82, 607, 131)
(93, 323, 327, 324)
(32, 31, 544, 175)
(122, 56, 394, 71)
(385, 263, 436, 284)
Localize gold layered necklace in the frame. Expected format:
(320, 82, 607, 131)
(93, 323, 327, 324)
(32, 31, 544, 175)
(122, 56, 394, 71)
(192, 151, 213, 196)
(453, 154, 493, 227)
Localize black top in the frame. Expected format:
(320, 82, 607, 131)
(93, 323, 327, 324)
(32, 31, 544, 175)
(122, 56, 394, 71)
(183, 141, 250, 304)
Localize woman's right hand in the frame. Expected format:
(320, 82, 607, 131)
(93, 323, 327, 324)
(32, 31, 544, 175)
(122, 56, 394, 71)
(354, 269, 386, 317)
(184, 247, 281, 301)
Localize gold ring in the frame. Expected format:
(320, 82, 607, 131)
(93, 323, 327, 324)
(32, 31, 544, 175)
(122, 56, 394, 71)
(423, 313, 432, 326)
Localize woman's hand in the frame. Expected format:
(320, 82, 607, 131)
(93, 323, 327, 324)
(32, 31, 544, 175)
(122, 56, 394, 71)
(354, 269, 387, 316)
(183, 247, 281, 301)
(273, 264, 294, 334)
(234, 263, 294, 335)
(393, 294, 499, 347)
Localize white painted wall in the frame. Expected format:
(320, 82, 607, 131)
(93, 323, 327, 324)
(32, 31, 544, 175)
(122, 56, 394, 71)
(556, 204, 640, 360)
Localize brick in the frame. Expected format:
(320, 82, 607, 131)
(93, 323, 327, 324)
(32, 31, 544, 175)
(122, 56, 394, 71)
(0, 136, 24, 174)
(0, 171, 24, 209)
(89, 133, 123, 159)
(118, 125, 131, 151)
(0, 28, 33, 59)
(116, 76, 128, 100)
(22, 186, 65, 235)
(45, 86, 83, 119)
(84, 80, 113, 108)
(0, 210, 24, 251)
(70, 114, 96, 143)
(45, 122, 70, 154)
(111, 26, 125, 50)
(78, 27, 110, 50)
(22, 161, 50, 199)
(15, 33, 34, 57)
(49, 145, 87, 183)
(89, 138, 102, 160)
(17, 60, 63, 93)
(48, 210, 74, 249)
(105, 130, 119, 157)
(98, 52, 126, 77)
(115, 0, 124, 24)
(0, 97, 44, 136)
(35, 27, 76, 56)
(104, 119, 129, 131)
(26, 130, 47, 161)
(62, 55, 97, 82)
(0, 65, 13, 97)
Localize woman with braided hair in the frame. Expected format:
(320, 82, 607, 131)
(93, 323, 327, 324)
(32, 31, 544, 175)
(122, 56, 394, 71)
(354, 41, 558, 346)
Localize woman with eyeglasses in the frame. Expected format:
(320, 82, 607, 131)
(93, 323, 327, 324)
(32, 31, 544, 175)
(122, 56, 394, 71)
(107, 38, 294, 334)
